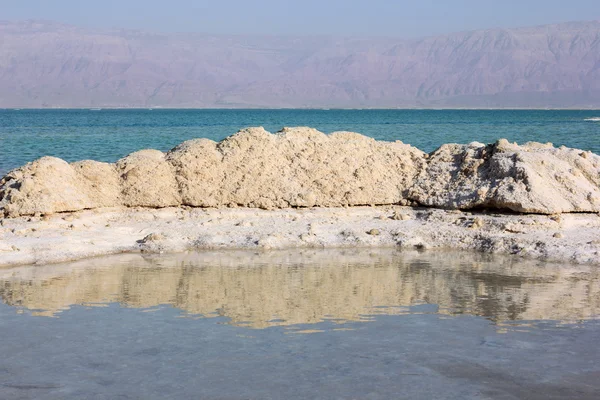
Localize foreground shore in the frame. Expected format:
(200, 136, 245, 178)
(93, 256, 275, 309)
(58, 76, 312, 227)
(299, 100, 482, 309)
(1, 205, 599, 267)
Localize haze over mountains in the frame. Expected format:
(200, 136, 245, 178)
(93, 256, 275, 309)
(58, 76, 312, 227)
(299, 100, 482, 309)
(1, 20, 600, 108)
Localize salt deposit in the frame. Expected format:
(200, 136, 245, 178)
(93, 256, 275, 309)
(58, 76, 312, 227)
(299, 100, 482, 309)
(2, 127, 599, 217)
(1, 127, 599, 267)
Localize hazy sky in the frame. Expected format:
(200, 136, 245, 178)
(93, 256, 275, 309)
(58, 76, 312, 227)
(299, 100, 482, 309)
(2, 0, 600, 37)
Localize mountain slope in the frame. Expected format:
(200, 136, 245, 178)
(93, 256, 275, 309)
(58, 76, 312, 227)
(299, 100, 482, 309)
(1, 20, 599, 108)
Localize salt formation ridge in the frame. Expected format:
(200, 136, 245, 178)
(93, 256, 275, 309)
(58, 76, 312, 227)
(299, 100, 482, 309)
(1, 127, 599, 217)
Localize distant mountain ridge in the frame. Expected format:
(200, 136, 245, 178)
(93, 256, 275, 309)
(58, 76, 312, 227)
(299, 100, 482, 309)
(1, 20, 600, 108)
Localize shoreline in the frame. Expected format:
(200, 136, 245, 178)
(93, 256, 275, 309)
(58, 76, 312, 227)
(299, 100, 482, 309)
(2, 107, 600, 111)
(1, 205, 599, 268)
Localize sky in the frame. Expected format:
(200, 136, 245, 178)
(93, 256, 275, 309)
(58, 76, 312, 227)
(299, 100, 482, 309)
(2, 0, 600, 37)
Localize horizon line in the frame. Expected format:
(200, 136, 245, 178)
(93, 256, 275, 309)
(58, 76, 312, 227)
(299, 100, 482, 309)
(2, 18, 600, 41)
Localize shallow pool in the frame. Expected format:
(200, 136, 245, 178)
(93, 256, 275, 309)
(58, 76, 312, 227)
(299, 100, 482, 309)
(0, 249, 599, 399)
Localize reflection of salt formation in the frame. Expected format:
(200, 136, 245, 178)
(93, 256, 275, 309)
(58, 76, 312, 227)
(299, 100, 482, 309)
(0, 249, 598, 328)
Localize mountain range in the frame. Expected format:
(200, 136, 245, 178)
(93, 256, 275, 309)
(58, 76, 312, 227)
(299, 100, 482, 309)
(1, 20, 599, 108)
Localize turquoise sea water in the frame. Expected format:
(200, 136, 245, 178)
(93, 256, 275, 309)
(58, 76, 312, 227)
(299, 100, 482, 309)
(1, 109, 599, 175)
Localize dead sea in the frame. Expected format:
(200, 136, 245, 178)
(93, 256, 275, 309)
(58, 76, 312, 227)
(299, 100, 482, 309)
(1, 126, 599, 398)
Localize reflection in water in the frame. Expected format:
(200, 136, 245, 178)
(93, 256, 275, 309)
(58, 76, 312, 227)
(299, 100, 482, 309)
(0, 249, 598, 328)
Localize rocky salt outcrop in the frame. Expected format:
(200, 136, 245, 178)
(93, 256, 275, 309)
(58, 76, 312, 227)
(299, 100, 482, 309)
(168, 127, 424, 209)
(410, 139, 600, 214)
(1, 127, 600, 217)
(0, 157, 120, 216)
(0, 127, 425, 216)
(117, 149, 181, 207)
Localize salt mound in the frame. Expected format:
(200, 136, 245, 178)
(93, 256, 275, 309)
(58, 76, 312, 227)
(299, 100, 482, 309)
(117, 149, 181, 207)
(0, 157, 119, 216)
(168, 127, 424, 209)
(1, 127, 599, 217)
(0, 127, 425, 216)
(409, 139, 600, 214)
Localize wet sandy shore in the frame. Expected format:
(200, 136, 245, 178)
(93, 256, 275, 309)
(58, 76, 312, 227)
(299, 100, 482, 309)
(1, 205, 599, 267)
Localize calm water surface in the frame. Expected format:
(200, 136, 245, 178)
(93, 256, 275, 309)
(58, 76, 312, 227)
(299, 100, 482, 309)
(0, 249, 599, 399)
(1, 109, 599, 175)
